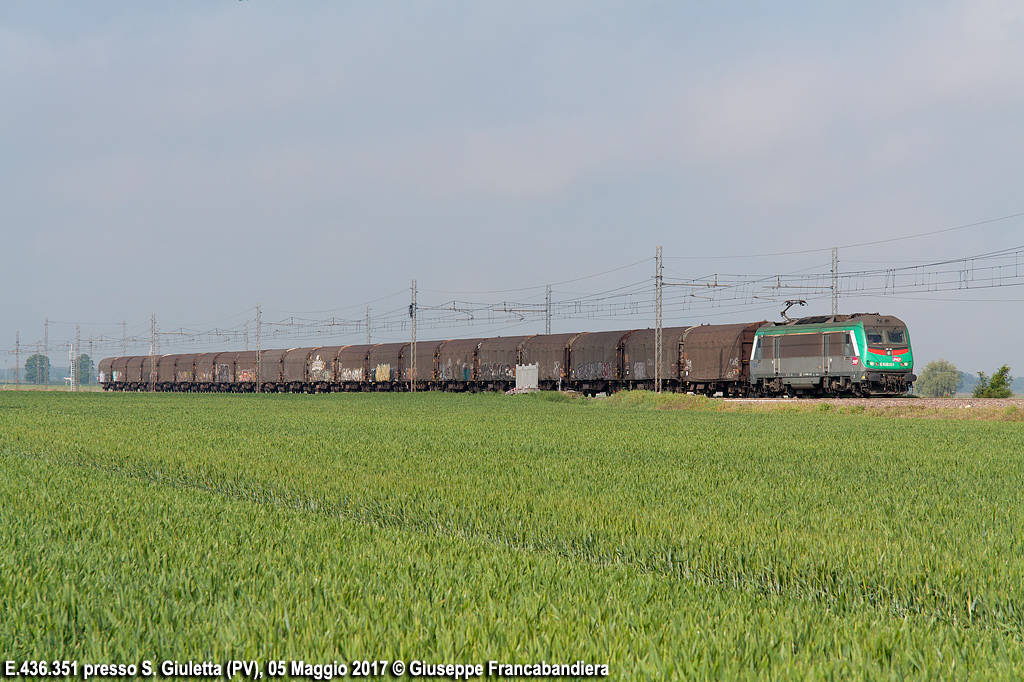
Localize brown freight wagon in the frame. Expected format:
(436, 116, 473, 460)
(308, 346, 346, 392)
(404, 339, 445, 390)
(102, 356, 127, 388)
(194, 352, 220, 389)
(258, 348, 291, 392)
(194, 351, 236, 391)
(124, 356, 147, 389)
(336, 344, 373, 390)
(98, 357, 114, 387)
(620, 326, 692, 390)
(368, 342, 408, 388)
(233, 351, 259, 391)
(477, 335, 532, 390)
(436, 338, 487, 390)
(282, 347, 315, 392)
(568, 330, 634, 394)
(173, 354, 200, 391)
(109, 357, 130, 387)
(157, 354, 180, 391)
(214, 352, 239, 389)
(521, 333, 580, 389)
(680, 321, 764, 396)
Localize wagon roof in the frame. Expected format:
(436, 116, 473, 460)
(259, 348, 292, 363)
(522, 332, 581, 352)
(336, 344, 374, 362)
(439, 338, 487, 352)
(368, 342, 409, 361)
(570, 329, 635, 350)
(307, 345, 347, 361)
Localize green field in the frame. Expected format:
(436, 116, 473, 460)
(1, 391, 1023, 680)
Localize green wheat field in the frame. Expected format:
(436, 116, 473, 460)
(1, 391, 1022, 680)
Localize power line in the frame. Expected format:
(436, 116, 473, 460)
(6, 242, 1024, 359)
(665, 210, 1024, 260)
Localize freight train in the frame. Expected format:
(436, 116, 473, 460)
(98, 313, 915, 398)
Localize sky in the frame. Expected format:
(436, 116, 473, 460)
(2, 1, 1023, 376)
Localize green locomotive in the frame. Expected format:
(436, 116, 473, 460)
(749, 313, 915, 397)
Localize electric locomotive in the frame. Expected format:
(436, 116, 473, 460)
(749, 313, 915, 397)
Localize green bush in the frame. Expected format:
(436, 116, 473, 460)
(974, 365, 1014, 398)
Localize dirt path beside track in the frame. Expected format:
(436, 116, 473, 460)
(724, 397, 1024, 409)
(713, 396, 1024, 421)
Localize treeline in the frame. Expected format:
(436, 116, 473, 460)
(2, 354, 95, 385)
(917, 360, 1017, 398)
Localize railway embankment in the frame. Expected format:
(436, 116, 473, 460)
(596, 390, 1024, 421)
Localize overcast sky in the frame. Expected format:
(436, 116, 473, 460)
(2, 1, 1023, 375)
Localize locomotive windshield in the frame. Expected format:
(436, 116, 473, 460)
(866, 326, 908, 348)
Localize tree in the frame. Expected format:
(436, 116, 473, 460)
(24, 354, 50, 384)
(75, 354, 94, 386)
(973, 365, 1013, 398)
(915, 359, 961, 397)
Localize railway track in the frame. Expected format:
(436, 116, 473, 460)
(722, 396, 1024, 409)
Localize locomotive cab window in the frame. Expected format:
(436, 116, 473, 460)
(865, 328, 885, 346)
(886, 328, 907, 345)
